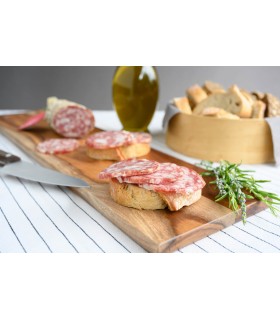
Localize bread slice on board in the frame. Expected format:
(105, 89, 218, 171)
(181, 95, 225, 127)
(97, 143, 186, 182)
(87, 143, 150, 161)
(109, 179, 202, 211)
(110, 179, 167, 210)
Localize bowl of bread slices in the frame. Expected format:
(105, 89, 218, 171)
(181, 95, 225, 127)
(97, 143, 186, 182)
(165, 81, 280, 164)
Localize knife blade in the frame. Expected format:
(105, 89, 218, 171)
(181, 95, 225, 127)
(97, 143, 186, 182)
(0, 149, 89, 188)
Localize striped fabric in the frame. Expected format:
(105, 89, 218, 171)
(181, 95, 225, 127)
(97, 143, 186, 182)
(0, 110, 280, 253)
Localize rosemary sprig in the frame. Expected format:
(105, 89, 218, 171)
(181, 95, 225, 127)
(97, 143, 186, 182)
(198, 160, 280, 224)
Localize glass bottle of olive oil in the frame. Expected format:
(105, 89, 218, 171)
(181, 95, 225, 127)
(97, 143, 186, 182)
(112, 66, 159, 132)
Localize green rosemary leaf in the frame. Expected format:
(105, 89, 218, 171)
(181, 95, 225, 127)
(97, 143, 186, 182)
(215, 194, 228, 202)
(209, 181, 217, 185)
(198, 160, 280, 224)
(201, 172, 214, 176)
(245, 195, 254, 199)
(266, 194, 280, 201)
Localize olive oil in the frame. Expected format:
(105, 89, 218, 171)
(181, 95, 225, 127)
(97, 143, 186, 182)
(112, 66, 159, 132)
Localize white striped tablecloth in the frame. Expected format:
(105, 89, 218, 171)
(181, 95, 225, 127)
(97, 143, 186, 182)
(0, 110, 280, 253)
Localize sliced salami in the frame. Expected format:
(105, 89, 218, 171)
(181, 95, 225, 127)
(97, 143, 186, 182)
(117, 162, 185, 185)
(52, 105, 95, 138)
(139, 167, 206, 195)
(99, 159, 159, 179)
(131, 132, 152, 144)
(36, 138, 80, 154)
(86, 131, 134, 149)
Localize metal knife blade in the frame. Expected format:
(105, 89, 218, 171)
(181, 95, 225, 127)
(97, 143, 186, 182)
(0, 150, 89, 188)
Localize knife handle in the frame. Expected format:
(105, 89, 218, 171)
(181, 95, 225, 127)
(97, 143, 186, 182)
(0, 150, 21, 167)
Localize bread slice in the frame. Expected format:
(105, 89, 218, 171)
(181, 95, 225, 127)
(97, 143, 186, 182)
(186, 85, 208, 109)
(251, 101, 266, 119)
(193, 85, 253, 118)
(263, 93, 280, 117)
(87, 143, 150, 161)
(251, 91, 265, 100)
(110, 179, 166, 210)
(240, 89, 256, 104)
(203, 81, 225, 94)
(173, 97, 192, 114)
(109, 179, 202, 211)
(202, 107, 240, 119)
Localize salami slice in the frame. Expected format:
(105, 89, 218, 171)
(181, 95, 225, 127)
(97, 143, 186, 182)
(86, 131, 134, 149)
(117, 163, 185, 185)
(52, 105, 95, 138)
(139, 167, 206, 195)
(131, 132, 152, 144)
(99, 159, 159, 179)
(36, 138, 80, 154)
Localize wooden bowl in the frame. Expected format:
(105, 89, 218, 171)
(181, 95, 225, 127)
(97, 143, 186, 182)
(166, 113, 274, 164)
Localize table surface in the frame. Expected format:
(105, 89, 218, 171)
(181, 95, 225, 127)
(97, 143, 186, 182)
(0, 110, 280, 253)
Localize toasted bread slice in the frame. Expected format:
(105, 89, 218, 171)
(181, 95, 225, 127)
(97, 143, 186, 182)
(263, 93, 280, 117)
(186, 85, 208, 109)
(173, 97, 192, 114)
(109, 179, 202, 211)
(87, 143, 151, 161)
(201, 107, 240, 119)
(87, 143, 150, 161)
(251, 91, 265, 100)
(251, 101, 266, 119)
(203, 81, 225, 94)
(240, 89, 256, 104)
(193, 85, 253, 118)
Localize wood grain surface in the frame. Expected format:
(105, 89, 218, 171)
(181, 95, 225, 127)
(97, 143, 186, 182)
(0, 113, 266, 252)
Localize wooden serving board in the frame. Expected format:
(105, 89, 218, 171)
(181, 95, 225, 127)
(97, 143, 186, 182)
(0, 113, 266, 252)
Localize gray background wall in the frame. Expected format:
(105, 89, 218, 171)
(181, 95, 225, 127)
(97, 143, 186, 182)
(1, 66, 280, 110)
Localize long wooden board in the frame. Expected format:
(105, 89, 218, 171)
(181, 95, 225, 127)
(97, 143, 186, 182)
(0, 113, 266, 252)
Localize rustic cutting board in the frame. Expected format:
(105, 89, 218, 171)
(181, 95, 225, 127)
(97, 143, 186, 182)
(0, 113, 266, 252)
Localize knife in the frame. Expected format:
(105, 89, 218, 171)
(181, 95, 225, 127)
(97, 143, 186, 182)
(0, 149, 89, 187)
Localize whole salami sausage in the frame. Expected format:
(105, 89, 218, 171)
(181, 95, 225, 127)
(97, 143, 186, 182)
(19, 97, 95, 138)
(46, 97, 95, 138)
